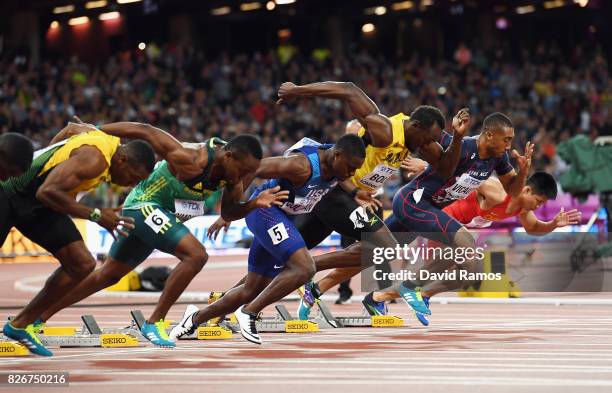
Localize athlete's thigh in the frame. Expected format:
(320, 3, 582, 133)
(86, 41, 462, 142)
(15, 207, 83, 255)
(292, 213, 332, 249)
(246, 207, 306, 277)
(129, 205, 191, 255)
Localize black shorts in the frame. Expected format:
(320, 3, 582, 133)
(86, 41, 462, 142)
(294, 187, 387, 249)
(0, 190, 83, 255)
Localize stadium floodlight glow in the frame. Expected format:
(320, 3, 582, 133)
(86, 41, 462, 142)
(53, 5, 75, 14)
(241, 2, 262, 11)
(422, 0, 433, 6)
(99, 11, 120, 20)
(85, 1, 107, 9)
(211, 6, 231, 15)
(117, 0, 142, 4)
(277, 29, 291, 39)
(516, 5, 536, 14)
(68, 16, 90, 26)
(50, 21, 60, 29)
(362, 23, 375, 33)
(574, 0, 588, 6)
(543, 0, 565, 9)
(392, 1, 414, 11)
(275, 0, 296, 5)
(138, 42, 146, 50)
(375, 6, 387, 15)
(266, 1, 276, 10)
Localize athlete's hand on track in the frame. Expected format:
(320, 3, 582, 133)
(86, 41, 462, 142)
(98, 207, 135, 240)
(354, 190, 382, 215)
(400, 157, 428, 176)
(254, 186, 290, 208)
(451, 108, 471, 138)
(512, 141, 534, 174)
(208, 217, 232, 241)
(554, 207, 582, 228)
(277, 82, 299, 105)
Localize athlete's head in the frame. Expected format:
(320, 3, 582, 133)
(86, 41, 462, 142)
(406, 105, 446, 147)
(332, 134, 366, 180)
(110, 140, 156, 186)
(0, 133, 34, 180)
(221, 135, 263, 182)
(481, 112, 514, 157)
(519, 172, 558, 211)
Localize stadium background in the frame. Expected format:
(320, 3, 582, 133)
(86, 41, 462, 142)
(1, 0, 610, 258)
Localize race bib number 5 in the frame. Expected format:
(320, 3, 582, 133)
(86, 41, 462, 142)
(144, 208, 170, 233)
(268, 223, 289, 245)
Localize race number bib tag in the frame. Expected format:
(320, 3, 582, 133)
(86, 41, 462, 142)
(444, 173, 484, 200)
(268, 222, 289, 245)
(144, 208, 170, 233)
(174, 199, 205, 222)
(358, 164, 397, 190)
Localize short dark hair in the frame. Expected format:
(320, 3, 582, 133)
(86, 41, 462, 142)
(335, 134, 366, 159)
(527, 172, 558, 200)
(410, 105, 446, 130)
(225, 135, 263, 160)
(483, 112, 513, 133)
(124, 140, 156, 173)
(0, 133, 34, 171)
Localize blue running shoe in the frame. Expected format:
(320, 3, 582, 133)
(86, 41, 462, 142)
(296, 281, 319, 320)
(141, 320, 176, 347)
(2, 322, 53, 356)
(415, 297, 430, 326)
(362, 292, 388, 316)
(398, 284, 431, 315)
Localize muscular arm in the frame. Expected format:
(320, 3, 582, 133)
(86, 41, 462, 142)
(518, 211, 557, 236)
(99, 122, 203, 179)
(418, 136, 463, 179)
(498, 170, 527, 198)
(281, 82, 392, 148)
(36, 146, 108, 219)
(49, 123, 88, 145)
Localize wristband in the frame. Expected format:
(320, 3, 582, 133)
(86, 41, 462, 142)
(349, 187, 360, 198)
(89, 208, 102, 222)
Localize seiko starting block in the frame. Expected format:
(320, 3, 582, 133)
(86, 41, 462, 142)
(311, 301, 404, 328)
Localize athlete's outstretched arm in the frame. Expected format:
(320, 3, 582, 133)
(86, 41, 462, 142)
(219, 182, 289, 221)
(418, 108, 470, 179)
(278, 81, 392, 148)
(518, 208, 581, 236)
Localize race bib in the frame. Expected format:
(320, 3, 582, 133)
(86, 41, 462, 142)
(268, 222, 289, 245)
(358, 164, 397, 190)
(144, 208, 170, 233)
(444, 173, 484, 200)
(174, 199, 204, 222)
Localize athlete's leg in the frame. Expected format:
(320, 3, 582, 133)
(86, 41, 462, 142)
(193, 271, 271, 325)
(10, 211, 94, 329)
(147, 233, 208, 323)
(40, 231, 154, 322)
(40, 258, 135, 322)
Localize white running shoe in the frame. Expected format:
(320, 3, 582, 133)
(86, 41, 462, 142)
(169, 304, 199, 341)
(235, 306, 261, 345)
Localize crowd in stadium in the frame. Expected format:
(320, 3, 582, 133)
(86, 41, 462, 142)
(1, 39, 610, 210)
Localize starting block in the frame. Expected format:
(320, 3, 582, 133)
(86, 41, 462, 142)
(0, 314, 143, 350)
(0, 342, 29, 357)
(205, 292, 319, 334)
(40, 314, 143, 348)
(312, 301, 404, 328)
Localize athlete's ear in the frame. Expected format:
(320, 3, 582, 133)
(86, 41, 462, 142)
(523, 185, 532, 195)
(409, 120, 423, 130)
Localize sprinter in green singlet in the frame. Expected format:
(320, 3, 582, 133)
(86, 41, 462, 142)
(36, 124, 288, 347)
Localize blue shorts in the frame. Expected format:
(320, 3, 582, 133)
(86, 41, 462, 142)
(390, 185, 463, 246)
(245, 207, 306, 278)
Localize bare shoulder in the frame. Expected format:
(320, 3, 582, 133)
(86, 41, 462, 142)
(480, 177, 506, 204)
